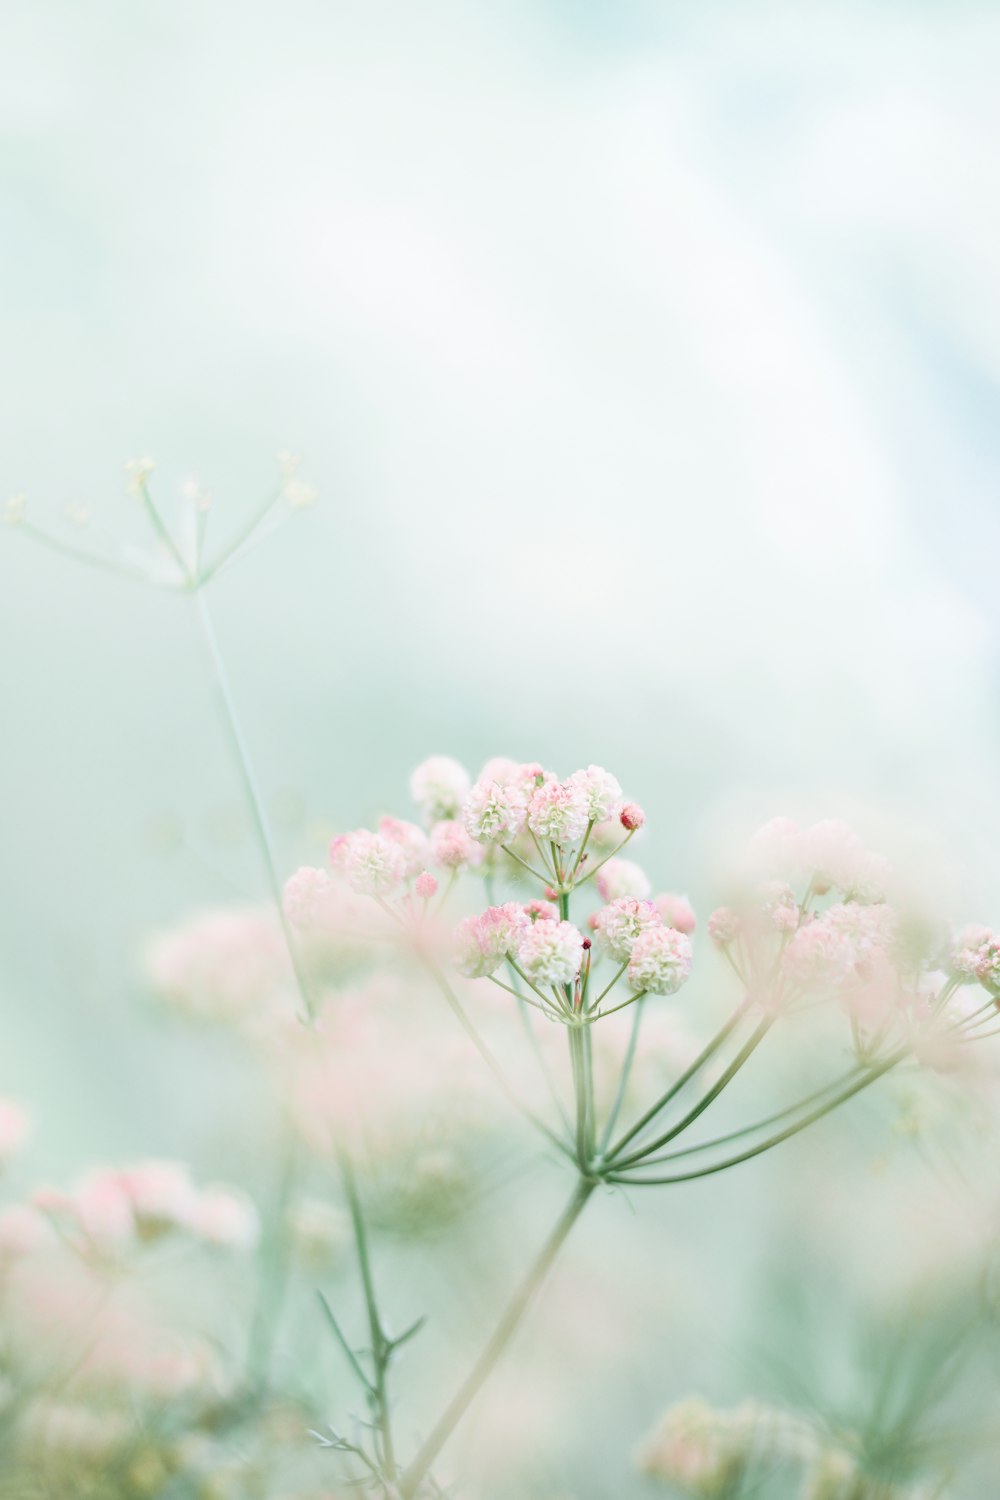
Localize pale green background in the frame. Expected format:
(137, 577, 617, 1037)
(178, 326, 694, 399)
(1, 4, 999, 1490)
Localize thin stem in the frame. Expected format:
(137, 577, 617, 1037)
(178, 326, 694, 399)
(609, 1056, 901, 1186)
(624, 1066, 867, 1169)
(500, 843, 550, 886)
(425, 961, 574, 1159)
(608, 996, 754, 1162)
(245, 1130, 299, 1390)
(342, 1155, 396, 1479)
(569, 1028, 588, 1166)
(572, 830, 634, 891)
(194, 590, 317, 1021)
(139, 479, 193, 584)
(397, 1180, 594, 1499)
(611, 1016, 774, 1170)
(598, 997, 646, 1154)
(590, 987, 645, 1022)
(317, 1293, 373, 1395)
(199, 485, 285, 584)
(590, 962, 628, 1012)
(17, 522, 170, 588)
(514, 994, 572, 1134)
(568, 820, 594, 884)
(486, 974, 551, 1015)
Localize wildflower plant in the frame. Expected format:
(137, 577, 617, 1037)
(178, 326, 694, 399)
(7, 465, 1000, 1498)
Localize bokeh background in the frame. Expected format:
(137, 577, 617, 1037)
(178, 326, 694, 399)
(3, 3, 1000, 1495)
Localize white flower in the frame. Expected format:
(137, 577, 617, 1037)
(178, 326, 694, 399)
(513, 919, 584, 986)
(627, 927, 692, 996)
(527, 780, 590, 846)
(463, 777, 528, 844)
(566, 765, 623, 823)
(594, 898, 662, 962)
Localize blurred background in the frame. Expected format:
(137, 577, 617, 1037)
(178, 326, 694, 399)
(2, 2, 1000, 1495)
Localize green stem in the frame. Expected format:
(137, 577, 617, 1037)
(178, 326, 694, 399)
(397, 1180, 594, 1499)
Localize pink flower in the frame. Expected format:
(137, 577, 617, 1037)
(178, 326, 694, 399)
(654, 893, 697, 935)
(597, 857, 652, 902)
(707, 907, 741, 947)
(593, 898, 662, 963)
(415, 870, 438, 899)
(454, 904, 528, 978)
(523, 898, 559, 923)
(619, 803, 646, 832)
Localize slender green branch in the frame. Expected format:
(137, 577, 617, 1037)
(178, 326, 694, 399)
(608, 1055, 902, 1187)
(342, 1155, 396, 1479)
(608, 996, 754, 1161)
(425, 960, 574, 1159)
(622, 1066, 867, 1170)
(571, 829, 634, 891)
(194, 590, 317, 1021)
(17, 522, 172, 588)
(598, 997, 646, 1155)
(500, 843, 550, 885)
(139, 479, 193, 584)
(611, 1016, 774, 1170)
(397, 1180, 595, 1499)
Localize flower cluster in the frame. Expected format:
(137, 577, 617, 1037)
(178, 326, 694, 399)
(6, 1159, 259, 1258)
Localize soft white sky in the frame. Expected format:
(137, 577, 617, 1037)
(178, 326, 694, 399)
(1, 0, 999, 1155)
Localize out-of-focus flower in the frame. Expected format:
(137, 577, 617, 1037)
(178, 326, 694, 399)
(708, 906, 741, 947)
(513, 919, 585, 987)
(377, 815, 431, 877)
(191, 1187, 259, 1250)
(627, 926, 693, 996)
(330, 829, 406, 896)
(429, 818, 483, 870)
(0, 1098, 30, 1166)
(282, 865, 334, 929)
(596, 857, 651, 902)
(593, 898, 662, 963)
(654, 892, 697, 935)
(414, 869, 438, 899)
(410, 755, 471, 824)
(288, 1197, 350, 1270)
(144, 907, 291, 1022)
